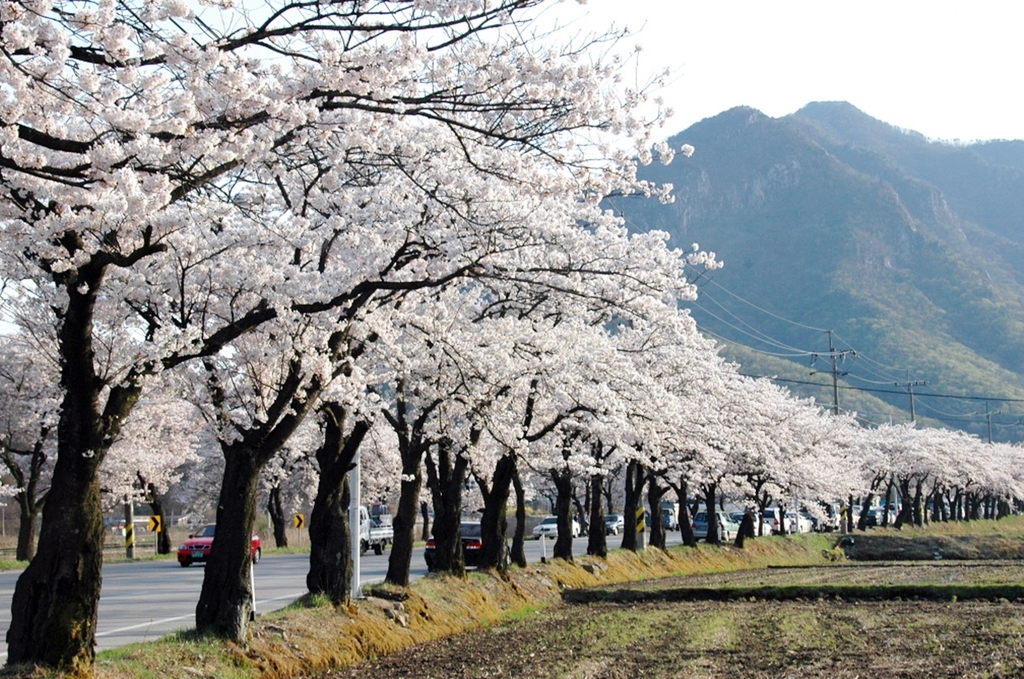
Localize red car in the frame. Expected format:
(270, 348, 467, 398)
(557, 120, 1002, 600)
(177, 523, 261, 567)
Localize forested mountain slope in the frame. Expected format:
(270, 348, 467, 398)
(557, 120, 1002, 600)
(613, 102, 1024, 441)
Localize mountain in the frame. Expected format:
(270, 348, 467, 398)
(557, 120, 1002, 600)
(611, 102, 1024, 441)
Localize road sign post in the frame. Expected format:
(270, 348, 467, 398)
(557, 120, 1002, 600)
(293, 513, 305, 547)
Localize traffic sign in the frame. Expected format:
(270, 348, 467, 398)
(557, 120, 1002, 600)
(147, 515, 162, 532)
(293, 514, 305, 529)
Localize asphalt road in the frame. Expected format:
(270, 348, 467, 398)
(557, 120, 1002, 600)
(0, 531, 681, 659)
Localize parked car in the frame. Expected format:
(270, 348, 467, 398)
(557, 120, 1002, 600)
(866, 506, 898, 527)
(728, 510, 774, 537)
(177, 523, 261, 567)
(604, 514, 625, 536)
(691, 511, 739, 542)
(786, 511, 814, 534)
(424, 521, 484, 571)
(532, 515, 580, 539)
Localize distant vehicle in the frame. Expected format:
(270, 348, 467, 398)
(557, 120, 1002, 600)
(660, 501, 679, 530)
(785, 511, 814, 534)
(691, 511, 739, 542)
(728, 510, 774, 537)
(866, 506, 898, 527)
(177, 524, 261, 567)
(424, 521, 484, 571)
(532, 515, 580, 539)
(360, 504, 394, 555)
(604, 514, 625, 536)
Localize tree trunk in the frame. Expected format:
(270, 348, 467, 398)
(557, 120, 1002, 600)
(675, 480, 697, 547)
(857, 494, 874, 531)
(194, 447, 262, 639)
(912, 480, 925, 527)
(550, 466, 575, 561)
(420, 501, 431, 541)
(14, 491, 41, 562)
(510, 465, 528, 568)
(587, 473, 607, 557)
(702, 483, 720, 545)
(137, 474, 173, 554)
(6, 448, 105, 670)
(267, 486, 289, 548)
(306, 404, 369, 603)
(734, 512, 755, 548)
(620, 460, 645, 552)
(4, 436, 47, 562)
(646, 475, 666, 550)
(7, 273, 137, 670)
(423, 440, 468, 575)
(383, 387, 430, 587)
(478, 453, 515, 571)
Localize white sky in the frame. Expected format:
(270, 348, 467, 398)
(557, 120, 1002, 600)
(533, 0, 1024, 143)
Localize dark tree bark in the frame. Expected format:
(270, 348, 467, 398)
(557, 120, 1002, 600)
(195, 356, 317, 640)
(646, 475, 667, 550)
(701, 483, 720, 545)
(881, 477, 895, 528)
(894, 480, 913, 529)
(267, 486, 289, 548)
(857, 494, 874, 531)
(306, 402, 370, 603)
(477, 453, 515, 571)
(734, 512, 755, 548)
(912, 479, 925, 527)
(7, 269, 141, 671)
(2, 434, 48, 562)
(423, 439, 469, 575)
(672, 479, 697, 547)
(195, 447, 262, 638)
(510, 465, 528, 567)
(550, 465, 575, 562)
(420, 501, 431, 541)
(7, 443, 106, 670)
(383, 386, 435, 587)
(586, 472, 607, 557)
(846, 494, 856, 533)
(620, 459, 645, 552)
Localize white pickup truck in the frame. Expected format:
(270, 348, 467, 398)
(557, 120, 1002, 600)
(359, 504, 394, 555)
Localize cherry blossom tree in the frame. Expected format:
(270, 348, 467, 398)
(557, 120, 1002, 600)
(0, 0, 682, 665)
(102, 390, 203, 553)
(0, 334, 58, 561)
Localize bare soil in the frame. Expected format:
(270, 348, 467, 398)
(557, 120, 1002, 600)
(327, 563, 1024, 679)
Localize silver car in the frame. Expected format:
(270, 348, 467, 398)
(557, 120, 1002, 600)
(691, 511, 740, 542)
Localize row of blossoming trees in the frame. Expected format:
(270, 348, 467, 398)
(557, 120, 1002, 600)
(1, 0, 1022, 673)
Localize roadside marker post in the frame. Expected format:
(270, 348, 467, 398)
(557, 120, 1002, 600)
(635, 507, 647, 550)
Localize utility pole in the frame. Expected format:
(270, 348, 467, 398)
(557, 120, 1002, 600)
(985, 403, 994, 443)
(811, 331, 853, 415)
(895, 371, 926, 423)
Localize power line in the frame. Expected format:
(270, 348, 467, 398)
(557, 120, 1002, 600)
(744, 374, 1024, 404)
(690, 299, 814, 355)
(704, 279, 829, 333)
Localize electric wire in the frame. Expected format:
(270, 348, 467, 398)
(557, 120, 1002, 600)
(705, 279, 829, 333)
(689, 301, 816, 356)
(695, 287, 816, 354)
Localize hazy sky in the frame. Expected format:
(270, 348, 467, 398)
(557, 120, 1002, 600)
(534, 0, 1024, 143)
